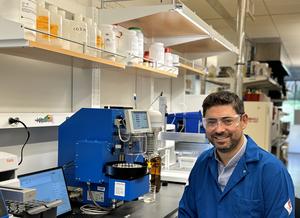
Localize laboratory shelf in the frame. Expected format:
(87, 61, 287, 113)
(0, 40, 126, 69)
(206, 75, 281, 91)
(127, 63, 178, 78)
(0, 18, 126, 69)
(99, 2, 238, 57)
(243, 75, 282, 90)
(206, 77, 233, 86)
(177, 63, 206, 75)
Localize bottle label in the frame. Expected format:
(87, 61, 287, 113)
(96, 35, 103, 48)
(72, 26, 86, 33)
(21, 0, 36, 28)
(36, 16, 49, 39)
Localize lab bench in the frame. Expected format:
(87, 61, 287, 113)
(67, 183, 185, 218)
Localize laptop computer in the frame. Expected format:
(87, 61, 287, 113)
(0, 191, 9, 218)
(18, 167, 72, 217)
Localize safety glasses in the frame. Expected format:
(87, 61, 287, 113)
(202, 114, 242, 130)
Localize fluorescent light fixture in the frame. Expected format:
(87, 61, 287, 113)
(215, 36, 239, 54)
(175, 8, 239, 54)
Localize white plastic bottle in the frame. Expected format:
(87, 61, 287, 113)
(58, 10, 70, 50)
(99, 24, 116, 61)
(48, 5, 62, 47)
(69, 14, 87, 53)
(128, 27, 144, 63)
(36, 0, 49, 43)
(0, 0, 37, 41)
(149, 42, 164, 65)
(118, 29, 138, 63)
(86, 18, 97, 57)
(164, 48, 173, 67)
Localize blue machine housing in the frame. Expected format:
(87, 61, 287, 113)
(58, 108, 149, 206)
(167, 111, 205, 133)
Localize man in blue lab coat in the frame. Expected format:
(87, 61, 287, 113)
(179, 91, 295, 217)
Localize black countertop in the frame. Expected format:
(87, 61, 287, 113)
(66, 183, 185, 218)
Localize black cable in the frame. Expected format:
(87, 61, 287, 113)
(149, 91, 163, 108)
(8, 118, 30, 166)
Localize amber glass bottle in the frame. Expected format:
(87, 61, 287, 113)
(149, 153, 161, 192)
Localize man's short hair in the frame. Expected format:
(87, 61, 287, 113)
(202, 91, 244, 116)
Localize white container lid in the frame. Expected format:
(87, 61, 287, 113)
(151, 42, 164, 47)
(125, 30, 137, 37)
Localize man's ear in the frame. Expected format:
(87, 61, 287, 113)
(241, 113, 248, 130)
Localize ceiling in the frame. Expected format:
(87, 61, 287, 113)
(181, 0, 300, 80)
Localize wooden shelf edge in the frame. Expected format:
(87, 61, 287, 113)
(178, 63, 205, 75)
(130, 64, 178, 78)
(28, 41, 126, 69)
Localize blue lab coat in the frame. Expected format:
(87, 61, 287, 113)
(179, 135, 295, 218)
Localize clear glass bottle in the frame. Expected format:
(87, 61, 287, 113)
(36, 0, 49, 43)
(85, 18, 97, 57)
(48, 5, 62, 47)
(96, 29, 104, 57)
(57, 10, 70, 50)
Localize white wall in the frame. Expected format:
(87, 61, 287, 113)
(0, 54, 72, 112)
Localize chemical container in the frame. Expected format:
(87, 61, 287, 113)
(99, 24, 116, 61)
(0, 0, 37, 41)
(149, 42, 164, 65)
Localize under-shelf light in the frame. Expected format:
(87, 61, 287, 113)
(175, 9, 210, 35)
(175, 7, 239, 54)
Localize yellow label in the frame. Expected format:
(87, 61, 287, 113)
(36, 16, 49, 39)
(50, 24, 58, 39)
(96, 35, 103, 48)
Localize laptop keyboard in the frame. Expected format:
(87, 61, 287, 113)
(6, 199, 62, 217)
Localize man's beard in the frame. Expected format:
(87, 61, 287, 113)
(216, 143, 237, 153)
(209, 132, 239, 153)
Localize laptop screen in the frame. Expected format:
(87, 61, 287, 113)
(0, 191, 9, 218)
(18, 167, 72, 216)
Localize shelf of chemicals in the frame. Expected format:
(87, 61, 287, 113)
(99, 1, 238, 59)
(0, 18, 185, 78)
(0, 18, 126, 69)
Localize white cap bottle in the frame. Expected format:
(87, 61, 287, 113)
(69, 13, 87, 53)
